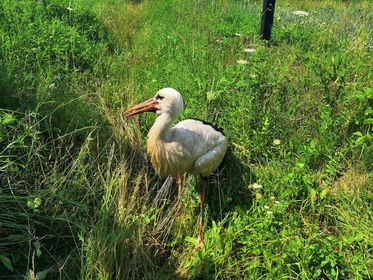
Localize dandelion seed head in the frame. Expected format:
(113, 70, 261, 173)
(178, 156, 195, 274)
(293, 11, 309, 16)
(244, 48, 255, 53)
(237, 59, 249, 65)
(250, 183, 263, 189)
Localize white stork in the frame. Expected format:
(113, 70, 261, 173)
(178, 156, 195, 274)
(124, 88, 227, 247)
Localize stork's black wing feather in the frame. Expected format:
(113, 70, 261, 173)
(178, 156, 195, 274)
(190, 118, 225, 136)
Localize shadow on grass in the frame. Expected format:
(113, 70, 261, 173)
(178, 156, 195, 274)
(207, 147, 255, 222)
(0, 65, 18, 110)
(43, 1, 116, 52)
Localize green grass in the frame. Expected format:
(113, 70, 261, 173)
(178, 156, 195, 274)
(0, 0, 372, 279)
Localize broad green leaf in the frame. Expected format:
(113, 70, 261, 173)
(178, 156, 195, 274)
(36, 269, 49, 280)
(0, 255, 14, 272)
(27, 199, 35, 209)
(185, 236, 197, 245)
(320, 189, 329, 199)
(207, 91, 218, 102)
(363, 87, 373, 98)
(1, 113, 15, 125)
(34, 197, 42, 208)
(308, 188, 317, 206)
(34, 241, 42, 257)
(296, 162, 305, 169)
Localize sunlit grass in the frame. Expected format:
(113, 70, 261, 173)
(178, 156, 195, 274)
(0, 0, 372, 279)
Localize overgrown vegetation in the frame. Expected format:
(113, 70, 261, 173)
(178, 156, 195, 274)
(1, 0, 372, 279)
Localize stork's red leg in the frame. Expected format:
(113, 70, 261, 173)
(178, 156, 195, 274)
(177, 173, 183, 202)
(196, 177, 207, 249)
(175, 173, 184, 216)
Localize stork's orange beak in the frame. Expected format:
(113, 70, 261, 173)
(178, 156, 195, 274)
(124, 98, 158, 117)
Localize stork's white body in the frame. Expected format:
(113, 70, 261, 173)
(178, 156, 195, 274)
(148, 118, 227, 177)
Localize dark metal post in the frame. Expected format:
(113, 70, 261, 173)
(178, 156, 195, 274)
(260, 0, 276, 40)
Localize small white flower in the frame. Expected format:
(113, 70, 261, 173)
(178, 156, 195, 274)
(293, 11, 309, 16)
(234, 33, 242, 37)
(267, 211, 273, 215)
(251, 183, 263, 189)
(216, 39, 223, 43)
(275, 201, 280, 205)
(270, 196, 276, 200)
(237, 59, 248, 65)
(244, 48, 255, 53)
(264, 205, 270, 209)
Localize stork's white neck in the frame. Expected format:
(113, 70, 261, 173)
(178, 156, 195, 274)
(147, 112, 176, 176)
(147, 112, 179, 176)
(148, 112, 174, 141)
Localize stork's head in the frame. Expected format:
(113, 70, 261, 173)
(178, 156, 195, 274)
(124, 88, 184, 119)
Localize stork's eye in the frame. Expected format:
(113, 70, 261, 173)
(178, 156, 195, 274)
(156, 95, 164, 101)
